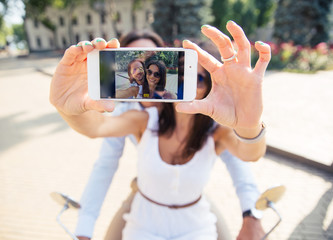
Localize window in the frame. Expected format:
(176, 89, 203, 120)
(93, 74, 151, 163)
(62, 37, 67, 48)
(72, 16, 78, 25)
(100, 11, 106, 24)
(36, 37, 42, 48)
(116, 11, 121, 23)
(146, 11, 154, 24)
(75, 34, 80, 43)
(49, 38, 54, 47)
(86, 14, 92, 24)
(102, 33, 107, 41)
(88, 33, 94, 41)
(34, 19, 39, 28)
(59, 16, 64, 26)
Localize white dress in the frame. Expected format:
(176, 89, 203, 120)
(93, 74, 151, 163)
(123, 107, 218, 240)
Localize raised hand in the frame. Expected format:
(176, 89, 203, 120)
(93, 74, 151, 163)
(49, 38, 119, 115)
(177, 21, 271, 134)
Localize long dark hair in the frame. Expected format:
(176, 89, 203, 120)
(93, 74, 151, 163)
(158, 40, 217, 161)
(119, 31, 215, 161)
(158, 79, 213, 161)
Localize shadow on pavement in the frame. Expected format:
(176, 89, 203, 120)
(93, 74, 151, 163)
(0, 111, 68, 153)
(288, 186, 333, 240)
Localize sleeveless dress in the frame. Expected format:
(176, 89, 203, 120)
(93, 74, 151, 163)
(122, 107, 218, 240)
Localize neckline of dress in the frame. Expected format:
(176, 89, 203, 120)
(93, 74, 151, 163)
(155, 133, 213, 168)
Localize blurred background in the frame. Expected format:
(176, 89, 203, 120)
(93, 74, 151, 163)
(0, 0, 333, 240)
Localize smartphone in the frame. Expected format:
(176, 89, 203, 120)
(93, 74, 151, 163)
(88, 48, 197, 102)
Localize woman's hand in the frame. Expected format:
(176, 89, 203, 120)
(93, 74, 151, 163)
(49, 38, 119, 115)
(177, 21, 271, 135)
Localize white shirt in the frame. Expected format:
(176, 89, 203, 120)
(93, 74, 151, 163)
(75, 103, 260, 238)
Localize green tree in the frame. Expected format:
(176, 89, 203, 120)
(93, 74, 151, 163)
(12, 23, 27, 49)
(0, 23, 11, 46)
(254, 0, 275, 27)
(210, 0, 276, 38)
(23, 0, 54, 50)
(273, 0, 333, 46)
(152, 0, 213, 44)
(210, 0, 230, 33)
(0, 0, 9, 31)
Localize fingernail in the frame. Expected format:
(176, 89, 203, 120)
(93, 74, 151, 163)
(201, 24, 211, 30)
(96, 39, 103, 42)
(85, 42, 93, 46)
(75, 44, 82, 47)
(183, 39, 190, 44)
(109, 38, 117, 42)
(256, 41, 265, 45)
(227, 20, 235, 24)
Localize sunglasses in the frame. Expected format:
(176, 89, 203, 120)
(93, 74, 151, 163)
(132, 66, 144, 74)
(147, 69, 160, 78)
(197, 73, 208, 88)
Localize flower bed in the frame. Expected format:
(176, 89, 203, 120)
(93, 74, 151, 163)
(252, 42, 333, 73)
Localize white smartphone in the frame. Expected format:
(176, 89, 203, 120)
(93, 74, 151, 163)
(87, 48, 198, 102)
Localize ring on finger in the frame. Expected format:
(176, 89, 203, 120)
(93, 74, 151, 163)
(221, 51, 237, 63)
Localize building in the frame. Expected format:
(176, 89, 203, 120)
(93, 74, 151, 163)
(24, 0, 154, 51)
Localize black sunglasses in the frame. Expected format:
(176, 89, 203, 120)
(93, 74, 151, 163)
(147, 69, 160, 78)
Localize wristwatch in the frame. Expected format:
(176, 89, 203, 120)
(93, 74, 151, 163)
(242, 208, 263, 219)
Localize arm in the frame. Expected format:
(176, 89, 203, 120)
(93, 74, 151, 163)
(116, 86, 139, 98)
(49, 38, 146, 139)
(76, 137, 125, 239)
(220, 150, 265, 240)
(58, 108, 147, 139)
(75, 103, 135, 239)
(220, 150, 260, 212)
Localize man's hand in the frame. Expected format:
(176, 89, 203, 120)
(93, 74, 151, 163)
(237, 217, 265, 240)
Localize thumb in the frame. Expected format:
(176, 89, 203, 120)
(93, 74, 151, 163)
(175, 100, 211, 116)
(85, 99, 115, 113)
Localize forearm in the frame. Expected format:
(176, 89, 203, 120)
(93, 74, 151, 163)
(232, 124, 266, 162)
(75, 137, 125, 238)
(116, 87, 138, 98)
(59, 109, 106, 138)
(221, 150, 260, 211)
(58, 108, 141, 139)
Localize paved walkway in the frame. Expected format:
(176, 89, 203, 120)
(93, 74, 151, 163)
(0, 55, 332, 240)
(262, 70, 333, 172)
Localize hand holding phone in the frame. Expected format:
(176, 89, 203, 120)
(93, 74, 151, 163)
(50, 39, 119, 116)
(88, 48, 198, 102)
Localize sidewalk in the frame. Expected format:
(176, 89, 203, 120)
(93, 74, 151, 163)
(0, 55, 332, 240)
(262, 70, 333, 172)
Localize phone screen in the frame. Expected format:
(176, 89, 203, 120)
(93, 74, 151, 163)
(99, 50, 185, 100)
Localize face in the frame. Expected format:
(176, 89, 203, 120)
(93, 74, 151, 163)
(130, 61, 144, 84)
(196, 64, 208, 100)
(147, 64, 161, 88)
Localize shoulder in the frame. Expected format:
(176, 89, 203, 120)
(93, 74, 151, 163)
(119, 109, 149, 140)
